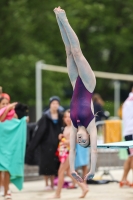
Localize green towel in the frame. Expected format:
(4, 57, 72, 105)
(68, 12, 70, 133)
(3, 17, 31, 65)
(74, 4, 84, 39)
(0, 117, 27, 190)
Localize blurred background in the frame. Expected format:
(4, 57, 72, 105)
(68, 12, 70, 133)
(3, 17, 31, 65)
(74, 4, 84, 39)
(0, 0, 133, 121)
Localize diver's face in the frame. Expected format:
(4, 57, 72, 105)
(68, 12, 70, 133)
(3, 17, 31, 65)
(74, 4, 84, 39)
(77, 129, 90, 147)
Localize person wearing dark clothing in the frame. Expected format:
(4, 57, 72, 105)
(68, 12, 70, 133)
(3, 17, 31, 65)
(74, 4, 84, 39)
(93, 93, 109, 122)
(28, 96, 63, 190)
(25, 122, 38, 165)
(93, 102, 106, 122)
(15, 103, 29, 119)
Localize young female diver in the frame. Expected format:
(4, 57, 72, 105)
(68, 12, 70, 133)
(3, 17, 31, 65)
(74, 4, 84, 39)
(54, 7, 97, 182)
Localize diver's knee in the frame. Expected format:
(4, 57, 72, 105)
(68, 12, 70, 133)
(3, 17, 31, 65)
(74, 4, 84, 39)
(71, 47, 82, 57)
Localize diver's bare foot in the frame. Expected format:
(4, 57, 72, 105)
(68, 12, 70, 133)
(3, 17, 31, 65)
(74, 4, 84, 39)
(56, 6, 64, 12)
(54, 6, 67, 22)
(53, 7, 58, 14)
(79, 187, 89, 198)
(53, 6, 62, 13)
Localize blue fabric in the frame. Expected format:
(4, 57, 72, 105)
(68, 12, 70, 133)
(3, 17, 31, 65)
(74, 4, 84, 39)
(75, 144, 90, 169)
(0, 117, 27, 190)
(53, 119, 58, 124)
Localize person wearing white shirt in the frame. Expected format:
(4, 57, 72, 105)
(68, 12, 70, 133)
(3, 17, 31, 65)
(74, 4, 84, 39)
(120, 85, 133, 187)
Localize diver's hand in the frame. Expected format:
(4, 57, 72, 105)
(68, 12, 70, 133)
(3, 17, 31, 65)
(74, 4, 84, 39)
(84, 172, 95, 181)
(71, 171, 83, 183)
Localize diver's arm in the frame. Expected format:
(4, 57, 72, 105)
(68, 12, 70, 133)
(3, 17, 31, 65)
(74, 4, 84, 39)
(90, 120, 97, 174)
(69, 123, 83, 182)
(69, 124, 77, 171)
(85, 119, 97, 180)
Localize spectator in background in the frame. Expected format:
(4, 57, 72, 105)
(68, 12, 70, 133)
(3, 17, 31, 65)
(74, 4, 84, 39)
(28, 96, 63, 191)
(93, 93, 109, 122)
(15, 103, 29, 121)
(0, 96, 17, 122)
(1, 93, 10, 102)
(120, 85, 133, 187)
(0, 95, 17, 199)
(0, 87, 10, 101)
(52, 110, 88, 199)
(14, 103, 39, 166)
(25, 122, 38, 166)
(0, 87, 7, 197)
(0, 86, 10, 103)
(0, 89, 4, 196)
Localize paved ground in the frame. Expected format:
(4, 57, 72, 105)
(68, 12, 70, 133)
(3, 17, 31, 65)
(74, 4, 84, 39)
(1, 169, 133, 200)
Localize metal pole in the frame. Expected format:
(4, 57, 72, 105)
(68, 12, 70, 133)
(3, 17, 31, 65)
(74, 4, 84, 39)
(35, 62, 133, 119)
(41, 64, 133, 82)
(36, 61, 43, 121)
(114, 81, 120, 116)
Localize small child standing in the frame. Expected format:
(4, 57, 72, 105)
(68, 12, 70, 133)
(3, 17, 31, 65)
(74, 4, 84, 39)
(51, 110, 88, 199)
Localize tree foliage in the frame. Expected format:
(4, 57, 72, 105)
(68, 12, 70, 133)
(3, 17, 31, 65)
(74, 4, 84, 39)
(0, 0, 133, 106)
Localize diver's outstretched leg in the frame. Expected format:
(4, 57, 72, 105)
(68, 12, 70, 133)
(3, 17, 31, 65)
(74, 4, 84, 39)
(56, 7, 96, 92)
(54, 8, 78, 88)
(54, 8, 71, 49)
(54, 7, 80, 49)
